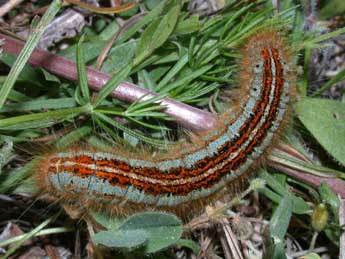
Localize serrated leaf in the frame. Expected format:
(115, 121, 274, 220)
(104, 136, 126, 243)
(119, 212, 183, 253)
(295, 98, 345, 165)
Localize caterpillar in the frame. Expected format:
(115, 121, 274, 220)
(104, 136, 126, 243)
(35, 31, 293, 215)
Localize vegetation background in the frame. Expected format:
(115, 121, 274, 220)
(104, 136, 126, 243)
(0, 0, 344, 258)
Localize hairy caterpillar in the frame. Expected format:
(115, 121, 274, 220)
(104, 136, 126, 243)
(35, 31, 293, 215)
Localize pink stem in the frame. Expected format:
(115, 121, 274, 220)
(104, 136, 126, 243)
(268, 162, 345, 198)
(0, 33, 217, 132)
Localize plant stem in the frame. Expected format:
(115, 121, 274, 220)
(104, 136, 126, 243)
(267, 158, 345, 198)
(0, 32, 217, 132)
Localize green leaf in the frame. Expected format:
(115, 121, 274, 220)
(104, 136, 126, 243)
(145, 0, 163, 10)
(93, 65, 132, 107)
(156, 54, 188, 91)
(87, 135, 119, 150)
(268, 149, 342, 178)
(59, 40, 107, 61)
(270, 195, 293, 241)
(0, 104, 92, 130)
(40, 69, 61, 83)
(295, 98, 345, 165)
(99, 20, 120, 41)
(319, 0, 345, 19)
(94, 112, 169, 147)
(297, 252, 322, 259)
(134, 3, 180, 64)
(76, 34, 90, 103)
(116, 0, 169, 46)
(119, 212, 183, 253)
(175, 239, 200, 254)
(102, 41, 136, 74)
(271, 242, 287, 259)
(4, 88, 31, 103)
(0, 226, 73, 249)
(259, 170, 311, 214)
(0, 159, 37, 193)
(175, 14, 201, 35)
(319, 182, 340, 221)
(138, 69, 156, 91)
(55, 126, 92, 149)
(0, 98, 77, 113)
(160, 64, 213, 94)
(124, 94, 166, 117)
(12, 177, 38, 195)
(0, 53, 45, 88)
(89, 210, 124, 229)
(92, 229, 148, 249)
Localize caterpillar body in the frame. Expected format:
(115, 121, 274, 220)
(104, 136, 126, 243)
(36, 31, 293, 215)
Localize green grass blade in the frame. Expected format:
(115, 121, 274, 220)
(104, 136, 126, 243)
(116, 0, 169, 46)
(0, 104, 92, 130)
(2, 216, 57, 258)
(55, 125, 92, 149)
(161, 64, 213, 94)
(311, 69, 345, 97)
(0, 98, 76, 113)
(0, 0, 62, 109)
(76, 34, 90, 103)
(156, 54, 189, 91)
(93, 65, 132, 107)
(94, 112, 170, 147)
